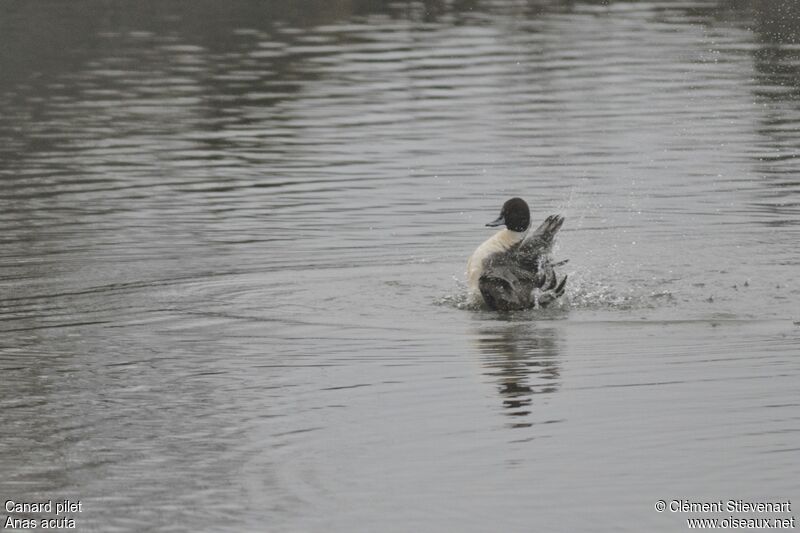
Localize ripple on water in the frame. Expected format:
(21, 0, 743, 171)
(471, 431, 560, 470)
(1, 0, 800, 531)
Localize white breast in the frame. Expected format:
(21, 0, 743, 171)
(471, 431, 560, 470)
(466, 229, 525, 297)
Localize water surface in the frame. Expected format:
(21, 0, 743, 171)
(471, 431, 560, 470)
(1, 1, 798, 531)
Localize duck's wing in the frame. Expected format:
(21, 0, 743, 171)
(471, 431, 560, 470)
(513, 215, 569, 308)
(479, 262, 567, 310)
(518, 215, 564, 259)
(533, 274, 568, 308)
(478, 264, 530, 311)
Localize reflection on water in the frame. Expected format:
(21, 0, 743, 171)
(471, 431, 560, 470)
(476, 323, 561, 427)
(1, 0, 800, 531)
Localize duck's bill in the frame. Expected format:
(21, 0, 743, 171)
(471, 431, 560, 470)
(486, 215, 505, 227)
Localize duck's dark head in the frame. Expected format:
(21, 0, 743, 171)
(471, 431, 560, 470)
(486, 197, 530, 232)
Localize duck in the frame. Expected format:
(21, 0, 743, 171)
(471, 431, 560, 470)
(467, 197, 568, 311)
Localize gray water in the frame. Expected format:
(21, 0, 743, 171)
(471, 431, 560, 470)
(1, 1, 799, 531)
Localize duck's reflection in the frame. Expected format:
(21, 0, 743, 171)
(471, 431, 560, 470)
(475, 322, 561, 428)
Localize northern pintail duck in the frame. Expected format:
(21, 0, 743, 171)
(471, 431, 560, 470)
(467, 197, 567, 310)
